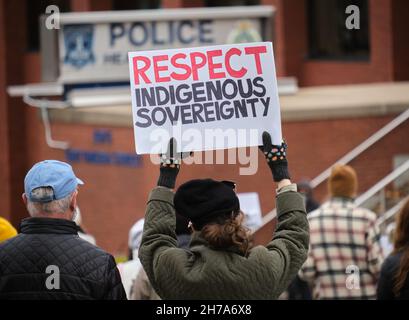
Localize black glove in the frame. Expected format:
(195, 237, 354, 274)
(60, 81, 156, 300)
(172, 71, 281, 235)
(157, 138, 191, 189)
(259, 131, 291, 182)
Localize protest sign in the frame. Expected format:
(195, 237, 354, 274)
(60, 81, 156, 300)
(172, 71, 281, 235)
(128, 42, 282, 154)
(237, 192, 263, 231)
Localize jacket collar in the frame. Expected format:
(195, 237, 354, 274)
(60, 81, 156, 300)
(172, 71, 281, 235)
(190, 232, 245, 256)
(190, 232, 208, 247)
(322, 197, 356, 210)
(20, 217, 78, 235)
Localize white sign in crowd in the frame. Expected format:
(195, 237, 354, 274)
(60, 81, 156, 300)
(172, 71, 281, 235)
(128, 42, 282, 154)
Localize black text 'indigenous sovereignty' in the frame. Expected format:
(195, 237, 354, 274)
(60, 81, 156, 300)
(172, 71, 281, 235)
(128, 42, 282, 154)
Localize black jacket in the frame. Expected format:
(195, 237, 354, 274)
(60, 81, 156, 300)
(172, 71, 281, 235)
(0, 217, 127, 300)
(377, 252, 409, 300)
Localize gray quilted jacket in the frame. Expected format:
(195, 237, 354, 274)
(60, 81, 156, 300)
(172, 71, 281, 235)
(0, 217, 126, 300)
(139, 186, 309, 299)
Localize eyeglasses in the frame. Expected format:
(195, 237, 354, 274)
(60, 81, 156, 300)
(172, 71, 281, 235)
(222, 180, 237, 191)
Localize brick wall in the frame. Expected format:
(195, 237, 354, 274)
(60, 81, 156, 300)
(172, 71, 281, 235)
(392, 0, 409, 81)
(261, 0, 409, 86)
(253, 115, 409, 246)
(22, 110, 409, 254)
(1, 0, 409, 256)
(0, 1, 11, 221)
(0, 0, 29, 225)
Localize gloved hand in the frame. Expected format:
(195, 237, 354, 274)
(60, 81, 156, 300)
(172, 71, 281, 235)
(259, 131, 291, 182)
(157, 138, 191, 189)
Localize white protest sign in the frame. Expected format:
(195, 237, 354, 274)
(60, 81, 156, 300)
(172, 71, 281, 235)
(128, 42, 282, 154)
(237, 192, 263, 231)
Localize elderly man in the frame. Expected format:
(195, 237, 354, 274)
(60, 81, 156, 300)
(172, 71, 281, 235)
(0, 160, 126, 300)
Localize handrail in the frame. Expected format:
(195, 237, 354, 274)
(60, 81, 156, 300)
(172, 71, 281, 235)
(258, 107, 409, 227)
(355, 159, 409, 206)
(377, 196, 409, 226)
(310, 108, 409, 188)
(260, 208, 277, 225)
(260, 162, 409, 227)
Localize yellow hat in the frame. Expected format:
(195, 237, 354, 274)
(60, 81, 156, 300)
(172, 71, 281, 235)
(0, 217, 18, 243)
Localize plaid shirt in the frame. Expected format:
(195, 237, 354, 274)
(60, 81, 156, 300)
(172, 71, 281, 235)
(299, 198, 384, 299)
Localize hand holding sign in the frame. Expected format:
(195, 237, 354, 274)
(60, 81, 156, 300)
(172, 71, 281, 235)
(157, 138, 192, 189)
(259, 131, 290, 183)
(128, 42, 282, 154)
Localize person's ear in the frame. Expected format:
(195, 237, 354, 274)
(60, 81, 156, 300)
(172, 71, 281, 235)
(22, 193, 28, 206)
(70, 190, 78, 211)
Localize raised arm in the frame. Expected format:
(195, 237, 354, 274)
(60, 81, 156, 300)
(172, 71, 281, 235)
(138, 138, 190, 297)
(254, 132, 310, 297)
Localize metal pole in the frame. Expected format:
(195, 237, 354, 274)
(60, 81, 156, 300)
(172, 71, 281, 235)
(23, 95, 70, 150)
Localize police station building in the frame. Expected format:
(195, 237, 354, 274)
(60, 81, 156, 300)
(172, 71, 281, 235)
(1, 0, 409, 255)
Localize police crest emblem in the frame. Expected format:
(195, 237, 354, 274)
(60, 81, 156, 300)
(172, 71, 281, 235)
(226, 20, 262, 44)
(63, 24, 95, 69)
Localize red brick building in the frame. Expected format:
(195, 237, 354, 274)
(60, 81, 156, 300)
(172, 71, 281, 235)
(1, 0, 409, 255)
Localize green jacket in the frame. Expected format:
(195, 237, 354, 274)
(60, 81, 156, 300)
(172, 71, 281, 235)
(139, 186, 309, 300)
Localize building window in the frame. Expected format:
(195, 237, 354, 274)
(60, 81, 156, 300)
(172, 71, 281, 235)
(112, 0, 161, 10)
(308, 0, 370, 60)
(206, 0, 259, 6)
(27, 0, 70, 52)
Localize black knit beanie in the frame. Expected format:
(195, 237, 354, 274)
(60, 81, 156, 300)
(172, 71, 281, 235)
(174, 179, 240, 230)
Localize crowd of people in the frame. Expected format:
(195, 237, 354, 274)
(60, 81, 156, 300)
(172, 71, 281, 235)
(0, 133, 408, 300)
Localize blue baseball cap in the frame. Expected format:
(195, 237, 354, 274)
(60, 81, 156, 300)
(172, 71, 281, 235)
(24, 160, 84, 203)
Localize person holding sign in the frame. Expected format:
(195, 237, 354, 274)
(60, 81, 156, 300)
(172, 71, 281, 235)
(138, 133, 309, 299)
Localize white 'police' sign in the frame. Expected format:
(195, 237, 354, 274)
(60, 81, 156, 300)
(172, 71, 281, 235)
(55, 7, 273, 84)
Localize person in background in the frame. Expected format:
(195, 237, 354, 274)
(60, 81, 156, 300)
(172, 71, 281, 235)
(73, 206, 96, 245)
(0, 160, 127, 300)
(285, 180, 320, 300)
(0, 216, 17, 243)
(128, 218, 145, 260)
(377, 197, 409, 299)
(379, 222, 395, 258)
(297, 180, 320, 213)
(299, 164, 384, 299)
(117, 218, 145, 299)
(130, 213, 191, 300)
(138, 133, 309, 299)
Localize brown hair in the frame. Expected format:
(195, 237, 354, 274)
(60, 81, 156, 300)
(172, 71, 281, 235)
(392, 198, 409, 297)
(328, 164, 358, 198)
(199, 211, 251, 255)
